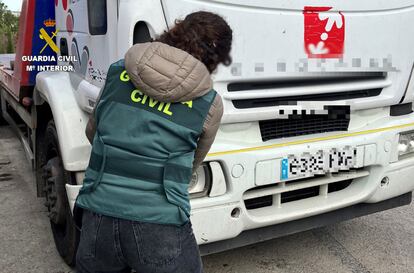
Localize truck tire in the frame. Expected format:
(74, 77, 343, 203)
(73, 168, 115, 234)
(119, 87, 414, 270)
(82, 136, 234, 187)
(0, 92, 7, 126)
(41, 120, 79, 266)
(0, 112, 6, 126)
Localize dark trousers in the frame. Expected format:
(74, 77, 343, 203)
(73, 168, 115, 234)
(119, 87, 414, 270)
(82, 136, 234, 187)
(76, 209, 203, 273)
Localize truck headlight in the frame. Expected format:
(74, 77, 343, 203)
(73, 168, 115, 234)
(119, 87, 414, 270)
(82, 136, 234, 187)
(189, 164, 211, 197)
(398, 131, 414, 158)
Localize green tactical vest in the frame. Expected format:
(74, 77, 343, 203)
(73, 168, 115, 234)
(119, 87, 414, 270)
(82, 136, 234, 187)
(75, 59, 216, 226)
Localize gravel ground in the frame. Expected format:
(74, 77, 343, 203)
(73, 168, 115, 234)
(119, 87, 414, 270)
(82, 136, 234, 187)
(0, 126, 413, 273)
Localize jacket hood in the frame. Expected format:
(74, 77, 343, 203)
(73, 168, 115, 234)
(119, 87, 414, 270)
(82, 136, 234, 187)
(124, 42, 213, 103)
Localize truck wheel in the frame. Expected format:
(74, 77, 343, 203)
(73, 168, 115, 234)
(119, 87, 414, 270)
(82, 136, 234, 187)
(42, 120, 79, 266)
(0, 113, 6, 126)
(0, 94, 7, 126)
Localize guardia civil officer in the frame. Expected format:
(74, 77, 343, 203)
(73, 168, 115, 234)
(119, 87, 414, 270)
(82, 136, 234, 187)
(74, 11, 233, 273)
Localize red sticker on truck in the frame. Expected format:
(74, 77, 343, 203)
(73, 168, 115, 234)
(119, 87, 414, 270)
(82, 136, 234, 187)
(304, 6, 345, 58)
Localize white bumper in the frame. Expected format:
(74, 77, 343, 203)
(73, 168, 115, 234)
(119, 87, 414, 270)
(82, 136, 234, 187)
(190, 113, 414, 245)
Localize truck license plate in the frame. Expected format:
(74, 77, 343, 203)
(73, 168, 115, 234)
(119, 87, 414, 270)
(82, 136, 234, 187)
(281, 147, 357, 181)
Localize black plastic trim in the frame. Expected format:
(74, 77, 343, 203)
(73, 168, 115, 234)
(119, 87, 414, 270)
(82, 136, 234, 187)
(228, 73, 386, 92)
(233, 89, 381, 109)
(259, 106, 350, 141)
(390, 103, 413, 117)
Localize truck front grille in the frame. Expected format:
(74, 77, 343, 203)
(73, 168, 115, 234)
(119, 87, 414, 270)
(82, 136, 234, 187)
(243, 169, 368, 212)
(228, 73, 386, 110)
(232, 89, 381, 109)
(280, 186, 320, 203)
(259, 106, 350, 141)
(244, 196, 273, 210)
(243, 179, 354, 210)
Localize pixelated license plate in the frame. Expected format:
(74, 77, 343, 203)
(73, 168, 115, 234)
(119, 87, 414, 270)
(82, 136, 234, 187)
(281, 147, 357, 181)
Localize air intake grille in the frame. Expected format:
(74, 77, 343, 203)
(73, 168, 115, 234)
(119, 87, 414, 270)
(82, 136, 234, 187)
(243, 179, 354, 210)
(259, 106, 350, 141)
(228, 72, 386, 109)
(232, 89, 381, 109)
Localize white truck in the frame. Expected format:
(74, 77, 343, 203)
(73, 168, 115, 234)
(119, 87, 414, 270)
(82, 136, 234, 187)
(1, 0, 414, 266)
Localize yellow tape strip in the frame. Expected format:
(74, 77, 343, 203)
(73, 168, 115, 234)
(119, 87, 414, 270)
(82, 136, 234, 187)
(207, 122, 414, 157)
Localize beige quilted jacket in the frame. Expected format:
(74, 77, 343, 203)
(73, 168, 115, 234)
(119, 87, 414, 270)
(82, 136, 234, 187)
(86, 42, 223, 172)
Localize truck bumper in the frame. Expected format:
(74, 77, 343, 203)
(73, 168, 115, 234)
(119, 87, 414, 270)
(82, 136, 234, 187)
(190, 113, 414, 246)
(199, 192, 412, 255)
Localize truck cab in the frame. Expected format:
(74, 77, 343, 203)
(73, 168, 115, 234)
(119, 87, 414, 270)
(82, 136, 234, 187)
(55, 0, 167, 113)
(1, 0, 414, 267)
